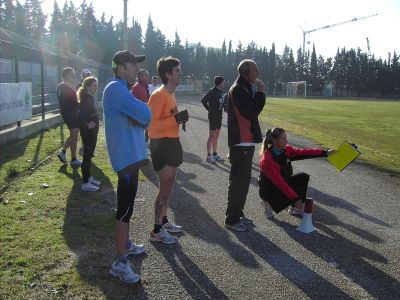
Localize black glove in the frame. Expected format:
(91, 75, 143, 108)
(175, 109, 189, 124)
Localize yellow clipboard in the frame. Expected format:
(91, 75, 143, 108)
(327, 141, 361, 172)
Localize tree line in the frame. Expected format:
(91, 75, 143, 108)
(1, 0, 399, 97)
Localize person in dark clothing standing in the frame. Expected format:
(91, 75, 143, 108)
(77, 76, 101, 192)
(201, 76, 226, 163)
(76, 68, 92, 90)
(225, 59, 266, 232)
(57, 67, 82, 168)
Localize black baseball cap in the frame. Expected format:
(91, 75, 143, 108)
(112, 50, 145, 70)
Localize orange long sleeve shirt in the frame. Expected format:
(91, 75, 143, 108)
(147, 86, 179, 139)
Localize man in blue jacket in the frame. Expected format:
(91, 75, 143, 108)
(103, 50, 151, 284)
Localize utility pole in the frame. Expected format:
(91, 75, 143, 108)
(300, 14, 378, 57)
(123, 0, 128, 49)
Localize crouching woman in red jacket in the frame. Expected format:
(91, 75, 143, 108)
(258, 127, 335, 219)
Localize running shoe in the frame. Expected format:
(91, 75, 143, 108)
(109, 261, 140, 284)
(81, 182, 99, 192)
(57, 150, 67, 164)
(213, 154, 225, 162)
(149, 229, 178, 244)
(163, 221, 182, 233)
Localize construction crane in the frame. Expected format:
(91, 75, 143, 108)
(300, 13, 378, 56)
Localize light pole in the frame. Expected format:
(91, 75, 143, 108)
(123, 0, 128, 49)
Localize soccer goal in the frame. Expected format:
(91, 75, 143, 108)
(284, 81, 307, 98)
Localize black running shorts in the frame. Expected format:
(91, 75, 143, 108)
(209, 117, 222, 130)
(150, 138, 183, 172)
(62, 112, 79, 129)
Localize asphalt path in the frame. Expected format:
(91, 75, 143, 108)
(116, 94, 400, 299)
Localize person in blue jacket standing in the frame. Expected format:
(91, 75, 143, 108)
(103, 50, 151, 284)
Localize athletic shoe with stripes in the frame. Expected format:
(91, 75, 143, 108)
(149, 229, 178, 244)
(109, 261, 140, 284)
(125, 243, 145, 258)
(163, 221, 182, 233)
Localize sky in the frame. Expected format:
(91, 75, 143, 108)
(39, 0, 400, 60)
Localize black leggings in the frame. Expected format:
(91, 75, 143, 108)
(80, 126, 98, 183)
(116, 169, 139, 223)
(260, 172, 310, 213)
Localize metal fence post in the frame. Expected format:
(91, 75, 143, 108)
(40, 54, 45, 120)
(14, 44, 21, 127)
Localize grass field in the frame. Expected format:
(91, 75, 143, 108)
(0, 124, 150, 298)
(1, 98, 399, 297)
(260, 98, 400, 174)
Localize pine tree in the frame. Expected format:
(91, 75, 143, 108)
(78, 1, 98, 59)
(14, 1, 27, 36)
(0, 0, 15, 30)
(24, 0, 47, 40)
(49, 1, 63, 48)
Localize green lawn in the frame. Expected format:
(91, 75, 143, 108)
(260, 98, 400, 174)
(0, 124, 149, 298)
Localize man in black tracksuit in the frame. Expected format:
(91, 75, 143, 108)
(225, 59, 266, 232)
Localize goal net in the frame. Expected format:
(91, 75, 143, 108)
(283, 81, 307, 97)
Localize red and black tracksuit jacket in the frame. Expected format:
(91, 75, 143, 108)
(259, 145, 327, 201)
(227, 77, 265, 147)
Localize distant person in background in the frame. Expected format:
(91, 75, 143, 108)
(56, 67, 82, 168)
(258, 127, 335, 218)
(148, 76, 160, 95)
(201, 76, 226, 163)
(77, 76, 101, 192)
(225, 59, 266, 232)
(76, 68, 92, 156)
(76, 68, 92, 90)
(131, 69, 150, 103)
(131, 69, 150, 143)
(103, 50, 151, 284)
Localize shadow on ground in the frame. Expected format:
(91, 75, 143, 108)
(61, 163, 149, 299)
(269, 188, 399, 299)
(153, 243, 229, 299)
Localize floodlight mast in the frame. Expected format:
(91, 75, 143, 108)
(301, 13, 378, 56)
(123, 0, 128, 49)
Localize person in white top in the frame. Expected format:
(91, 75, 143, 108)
(148, 76, 160, 95)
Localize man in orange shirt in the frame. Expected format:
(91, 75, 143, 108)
(147, 57, 188, 244)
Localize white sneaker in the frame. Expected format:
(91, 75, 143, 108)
(125, 242, 145, 258)
(149, 229, 178, 244)
(109, 261, 140, 284)
(81, 182, 99, 192)
(163, 221, 182, 233)
(70, 158, 82, 167)
(57, 150, 67, 164)
(263, 201, 274, 219)
(206, 155, 216, 163)
(88, 176, 101, 186)
(288, 206, 304, 216)
(213, 154, 225, 162)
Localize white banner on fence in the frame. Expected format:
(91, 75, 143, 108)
(0, 82, 32, 126)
